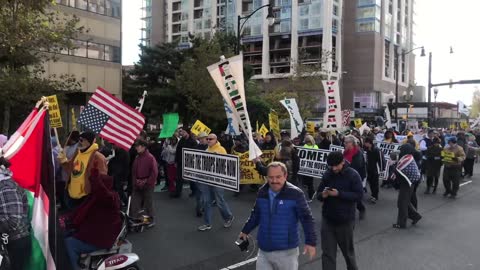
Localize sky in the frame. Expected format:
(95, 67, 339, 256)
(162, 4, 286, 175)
(122, 0, 480, 105)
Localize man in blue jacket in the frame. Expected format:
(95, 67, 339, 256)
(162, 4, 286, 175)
(239, 162, 316, 270)
(317, 151, 363, 270)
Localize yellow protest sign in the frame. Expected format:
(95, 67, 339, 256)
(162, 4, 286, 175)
(441, 150, 455, 163)
(190, 120, 211, 136)
(354, 119, 362, 128)
(449, 124, 456, 129)
(306, 122, 315, 134)
(71, 108, 77, 130)
(269, 111, 280, 139)
(460, 121, 469, 129)
(422, 121, 428, 128)
(47, 95, 63, 128)
(259, 124, 269, 138)
(235, 150, 276, 185)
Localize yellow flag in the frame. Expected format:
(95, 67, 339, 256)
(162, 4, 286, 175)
(259, 124, 269, 137)
(354, 118, 362, 128)
(190, 120, 211, 136)
(71, 108, 77, 130)
(460, 121, 469, 129)
(268, 112, 280, 139)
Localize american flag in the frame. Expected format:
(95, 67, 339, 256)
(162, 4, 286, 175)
(396, 154, 421, 186)
(78, 87, 145, 150)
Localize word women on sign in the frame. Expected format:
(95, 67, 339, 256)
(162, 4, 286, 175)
(296, 147, 330, 178)
(183, 149, 240, 192)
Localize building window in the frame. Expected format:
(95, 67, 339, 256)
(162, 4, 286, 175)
(88, 0, 105, 14)
(87, 42, 105, 60)
(56, 0, 120, 18)
(357, 6, 381, 20)
(401, 51, 406, 82)
(332, 19, 338, 32)
(104, 45, 120, 62)
(71, 40, 87, 57)
(356, 19, 380, 32)
(333, 5, 338, 16)
(358, 0, 381, 7)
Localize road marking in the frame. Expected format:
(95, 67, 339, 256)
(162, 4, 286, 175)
(220, 257, 257, 270)
(460, 180, 473, 187)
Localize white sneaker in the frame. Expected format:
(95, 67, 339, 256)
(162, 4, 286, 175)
(223, 216, 235, 228)
(197, 224, 212, 231)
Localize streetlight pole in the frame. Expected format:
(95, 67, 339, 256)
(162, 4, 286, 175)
(434, 88, 439, 127)
(236, 4, 275, 54)
(427, 52, 433, 127)
(394, 46, 425, 127)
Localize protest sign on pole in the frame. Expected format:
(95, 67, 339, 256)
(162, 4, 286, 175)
(354, 119, 362, 128)
(296, 147, 331, 177)
(46, 95, 63, 128)
(329, 145, 344, 153)
(183, 149, 240, 192)
(234, 150, 275, 185)
(223, 98, 241, 135)
(306, 121, 315, 134)
(208, 55, 262, 160)
(280, 98, 304, 139)
(269, 111, 280, 139)
(342, 110, 351, 127)
(259, 124, 269, 138)
(159, 113, 179, 138)
(460, 121, 469, 129)
(375, 141, 402, 157)
(190, 120, 211, 136)
(384, 106, 392, 128)
(322, 80, 343, 130)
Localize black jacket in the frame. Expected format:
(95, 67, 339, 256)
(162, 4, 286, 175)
(317, 165, 364, 224)
(365, 146, 385, 175)
(348, 149, 366, 180)
(175, 136, 198, 165)
(399, 143, 422, 167)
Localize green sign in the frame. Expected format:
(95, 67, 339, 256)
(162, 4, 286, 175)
(159, 113, 179, 138)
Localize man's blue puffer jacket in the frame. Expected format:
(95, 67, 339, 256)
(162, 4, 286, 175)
(241, 182, 316, 252)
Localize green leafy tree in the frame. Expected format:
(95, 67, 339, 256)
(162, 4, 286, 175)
(470, 87, 480, 118)
(123, 43, 186, 123)
(0, 0, 84, 133)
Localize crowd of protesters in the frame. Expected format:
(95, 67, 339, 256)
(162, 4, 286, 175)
(0, 122, 479, 270)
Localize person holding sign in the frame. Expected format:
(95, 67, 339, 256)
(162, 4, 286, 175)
(442, 137, 466, 199)
(301, 135, 319, 202)
(316, 151, 363, 270)
(363, 137, 385, 203)
(197, 134, 234, 231)
(239, 162, 316, 270)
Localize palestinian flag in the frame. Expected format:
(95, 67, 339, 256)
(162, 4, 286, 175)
(3, 107, 68, 269)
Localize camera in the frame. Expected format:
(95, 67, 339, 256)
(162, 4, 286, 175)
(235, 237, 249, 251)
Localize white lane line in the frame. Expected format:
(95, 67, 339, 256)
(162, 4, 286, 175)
(460, 180, 473, 187)
(221, 257, 257, 270)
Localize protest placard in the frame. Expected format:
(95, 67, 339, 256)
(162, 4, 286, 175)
(296, 147, 330, 177)
(159, 113, 179, 139)
(191, 120, 211, 136)
(354, 119, 362, 128)
(183, 149, 240, 192)
(375, 141, 402, 157)
(269, 111, 280, 139)
(441, 150, 455, 163)
(306, 122, 315, 134)
(47, 95, 63, 128)
(259, 124, 269, 138)
(235, 150, 275, 185)
(329, 145, 344, 153)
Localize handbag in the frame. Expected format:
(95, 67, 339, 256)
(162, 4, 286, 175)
(0, 234, 12, 270)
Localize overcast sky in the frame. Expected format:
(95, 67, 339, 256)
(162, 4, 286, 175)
(122, 0, 480, 105)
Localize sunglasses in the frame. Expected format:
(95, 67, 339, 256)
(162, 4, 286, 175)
(206, 138, 215, 141)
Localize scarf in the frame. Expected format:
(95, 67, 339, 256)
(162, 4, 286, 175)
(343, 146, 359, 163)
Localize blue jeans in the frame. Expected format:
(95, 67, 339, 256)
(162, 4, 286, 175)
(198, 184, 233, 225)
(65, 237, 101, 270)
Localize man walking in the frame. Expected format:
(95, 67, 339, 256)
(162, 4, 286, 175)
(239, 162, 316, 270)
(364, 137, 385, 203)
(197, 133, 234, 231)
(173, 128, 198, 198)
(317, 151, 363, 270)
(442, 137, 466, 199)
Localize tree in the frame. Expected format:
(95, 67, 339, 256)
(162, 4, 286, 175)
(123, 43, 186, 123)
(0, 0, 83, 133)
(174, 33, 238, 130)
(470, 87, 480, 118)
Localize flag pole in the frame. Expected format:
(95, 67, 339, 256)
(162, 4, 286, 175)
(135, 91, 148, 113)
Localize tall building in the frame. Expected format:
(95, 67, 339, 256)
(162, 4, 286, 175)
(141, 0, 167, 46)
(45, 0, 122, 129)
(342, 0, 416, 115)
(239, 0, 343, 81)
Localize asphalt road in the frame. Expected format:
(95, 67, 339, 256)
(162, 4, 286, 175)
(130, 168, 480, 270)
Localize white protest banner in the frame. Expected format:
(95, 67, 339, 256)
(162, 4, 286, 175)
(329, 145, 344, 153)
(375, 141, 402, 158)
(207, 55, 262, 160)
(296, 147, 331, 177)
(322, 80, 343, 130)
(182, 149, 240, 192)
(280, 98, 304, 139)
(223, 98, 241, 135)
(384, 107, 392, 128)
